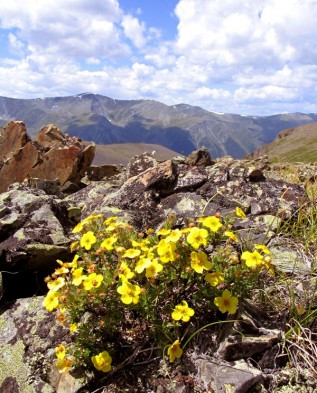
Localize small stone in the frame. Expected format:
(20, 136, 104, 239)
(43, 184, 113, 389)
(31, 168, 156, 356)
(185, 147, 214, 167)
(248, 168, 266, 182)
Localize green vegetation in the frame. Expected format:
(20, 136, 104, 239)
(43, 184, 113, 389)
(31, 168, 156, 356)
(41, 169, 317, 390)
(43, 209, 275, 374)
(251, 122, 317, 163)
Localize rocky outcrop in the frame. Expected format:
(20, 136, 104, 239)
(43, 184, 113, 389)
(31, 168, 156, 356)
(0, 122, 95, 193)
(0, 297, 79, 393)
(0, 146, 315, 392)
(0, 147, 308, 287)
(0, 184, 73, 274)
(66, 151, 306, 237)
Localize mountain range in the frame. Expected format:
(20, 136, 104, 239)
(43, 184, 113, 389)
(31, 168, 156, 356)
(1, 93, 317, 159)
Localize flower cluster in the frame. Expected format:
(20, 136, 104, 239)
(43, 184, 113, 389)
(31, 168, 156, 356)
(43, 209, 274, 373)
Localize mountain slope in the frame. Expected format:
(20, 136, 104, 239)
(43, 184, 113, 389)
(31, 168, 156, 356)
(1, 93, 317, 159)
(93, 143, 181, 166)
(246, 122, 317, 163)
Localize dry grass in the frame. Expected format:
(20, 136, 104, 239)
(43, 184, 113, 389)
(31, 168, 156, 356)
(91, 143, 181, 166)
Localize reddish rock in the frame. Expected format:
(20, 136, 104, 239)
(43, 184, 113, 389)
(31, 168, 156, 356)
(29, 143, 95, 185)
(79, 144, 96, 179)
(186, 147, 214, 167)
(30, 144, 82, 184)
(35, 124, 66, 148)
(0, 121, 30, 161)
(0, 141, 39, 193)
(0, 121, 95, 193)
(137, 159, 176, 190)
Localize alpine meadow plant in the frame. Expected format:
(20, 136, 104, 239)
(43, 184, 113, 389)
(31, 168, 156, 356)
(42, 210, 275, 375)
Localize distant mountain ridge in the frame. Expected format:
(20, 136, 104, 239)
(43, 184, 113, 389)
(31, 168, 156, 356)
(0, 93, 317, 158)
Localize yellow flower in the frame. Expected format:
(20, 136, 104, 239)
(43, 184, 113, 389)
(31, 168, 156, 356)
(157, 239, 177, 263)
(69, 323, 78, 334)
(157, 228, 171, 237)
(167, 340, 183, 362)
(104, 216, 118, 226)
(187, 227, 209, 249)
(135, 257, 152, 274)
(139, 242, 150, 252)
(105, 223, 117, 232)
(80, 231, 97, 250)
(42, 290, 61, 312)
(123, 248, 141, 259)
(70, 254, 80, 269)
(171, 300, 195, 322)
(55, 344, 66, 360)
(165, 229, 183, 243)
(262, 255, 275, 275)
(205, 272, 225, 287)
(47, 277, 65, 292)
(83, 273, 103, 291)
(91, 351, 112, 373)
(202, 216, 222, 233)
(54, 266, 69, 275)
(58, 305, 67, 313)
(117, 281, 142, 304)
(254, 244, 270, 254)
(190, 250, 212, 273)
(70, 241, 79, 252)
(72, 267, 87, 286)
(224, 231, 238, 242)
(57, 256, 77, 269)
(100, 237, 117, 251)
(214, 289, 238, 314)
(145, 259, 163, 278)
(118, 261, 135, 280)
(83, 214, 103, 223)
(241, 250, 263, 268)
(56, 358, 73, 373)
(72, 221, 85, 233)
(146, 250, 155, 260)
(235, 206, 246, 219)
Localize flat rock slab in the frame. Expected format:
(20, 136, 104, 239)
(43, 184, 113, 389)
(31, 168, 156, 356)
(0, 296, 83, 393)
(195, 356, 263, 393)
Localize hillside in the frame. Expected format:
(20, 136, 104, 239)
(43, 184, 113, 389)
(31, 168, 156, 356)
(93, 143, 181, 165)
(1, 93, 317, 158)
(246, 122, 317, 162)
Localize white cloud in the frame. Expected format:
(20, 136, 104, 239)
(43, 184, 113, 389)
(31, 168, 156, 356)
(121, 14, 146, 48)
(234, 86, 297, 102)
(193, 87, 231, 100)
(174, 0, 317, 66)
(144, 44, 176, 68)
(8, 33, 26, 56)
(0, 0, 316, 116)
(0, 0, 129, 62)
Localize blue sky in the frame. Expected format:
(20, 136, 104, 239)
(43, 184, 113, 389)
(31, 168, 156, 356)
(0, 0, 317, 115)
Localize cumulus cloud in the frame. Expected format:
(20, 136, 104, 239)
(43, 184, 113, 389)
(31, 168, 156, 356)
(0, 0, 316, 115)
(0, 0, 129, 62)
(174, 0, 317, 65)
(234, 86, 297, 102)
(121, 14, 146, 48)
(172, 0, 317, 113)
